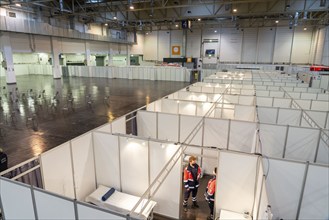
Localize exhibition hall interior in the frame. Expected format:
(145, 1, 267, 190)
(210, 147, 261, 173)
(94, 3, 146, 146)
(0, 0, 328, 219)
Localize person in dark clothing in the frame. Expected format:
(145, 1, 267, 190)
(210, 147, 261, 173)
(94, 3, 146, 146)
(0, 148, 8, 172)
(205, 167, 217, 220)
(183, 155, 202, 212)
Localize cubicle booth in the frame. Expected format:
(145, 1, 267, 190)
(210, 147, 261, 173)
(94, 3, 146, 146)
(67, 66, 191, 82)
(1, 75, 328, 220)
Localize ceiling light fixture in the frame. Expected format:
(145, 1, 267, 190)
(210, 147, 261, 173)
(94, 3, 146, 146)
(15, 3, 21, 7)
(197, 18, 201, 21)
(233, 8, 237, 12)
(175, 24, 179, 27)
(113, 16, 117, 20)
(275, 20, 279, 23)
(129, 5, 134, 9)
(303, 27, 307, 31)
(214, 30, 217, 33)
(104, 23, 108, 26)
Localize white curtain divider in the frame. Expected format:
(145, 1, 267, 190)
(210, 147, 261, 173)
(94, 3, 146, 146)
(70, 132, 96, 201)
(264, 159, 305, 219)
(157, 113, 179, 142)
(277, 108, 301, 126)
(229, 120, 257, 153)
(40, 142, 75, 199)
(149, 141, 181, 219)
(215, 151, 260, 215)
(299, 164, 329, 219)
(259, 124, 287, 158)
(179, 115, 203, 146)
(119, 137, 149, 196)
(256, 178, 270, 220)
(92, 132, 121, 190)
(0, 179, 35, 219)
(136, 111, 157, 139)
(284, 127, 320, 162)
(34, 189, 76, 219)
(77, 203, 126, 219)
(252, 163, 264, 219)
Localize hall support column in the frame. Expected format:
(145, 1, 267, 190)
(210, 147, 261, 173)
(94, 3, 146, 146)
(108, 44, 113, 66)
(126, 44, 131, 66)
(51, 37, 62, 79)
(85, 41, 91, 66)
(0, 32, 16, 84)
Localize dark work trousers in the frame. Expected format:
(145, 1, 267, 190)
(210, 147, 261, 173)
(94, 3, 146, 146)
(183, 187, 198, 206)
(208, 200, 214, 216)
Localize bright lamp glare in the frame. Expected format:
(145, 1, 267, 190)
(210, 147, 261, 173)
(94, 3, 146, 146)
(129, 5, 134, 9)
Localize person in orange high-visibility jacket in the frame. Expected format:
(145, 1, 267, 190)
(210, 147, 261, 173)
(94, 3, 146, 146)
(205, 167, 217, 220)
(183, 156, 201, 212)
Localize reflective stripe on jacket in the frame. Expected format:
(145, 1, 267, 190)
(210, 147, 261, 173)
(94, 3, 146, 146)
(183, 164, 201, 189)
(206, 177, 216, 201)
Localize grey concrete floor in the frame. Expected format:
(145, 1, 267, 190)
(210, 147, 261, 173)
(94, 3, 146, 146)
(0, 75, 189, 167)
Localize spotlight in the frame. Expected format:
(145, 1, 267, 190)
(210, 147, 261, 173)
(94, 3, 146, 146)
(197, 18, 201, 21)
(113, 16, 117, 20)
(233, 8, 237, 12)
(175, 24, 179, 27)
(15, 3, 21, 7)
(214, 30, 217, 33)
(303, 27, 307, 31)
(129, 5, 134, 10)
(104, 23, 108, 26)
(275, 20, 279, 23)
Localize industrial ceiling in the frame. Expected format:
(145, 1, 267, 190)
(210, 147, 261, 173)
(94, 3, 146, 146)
(1, 0, 328, 31)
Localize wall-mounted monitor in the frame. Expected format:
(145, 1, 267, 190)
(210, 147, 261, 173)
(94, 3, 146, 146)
(205, 49, 215, 57)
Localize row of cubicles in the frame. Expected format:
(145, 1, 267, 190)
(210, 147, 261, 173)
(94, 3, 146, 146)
(0, 71, 328, 220)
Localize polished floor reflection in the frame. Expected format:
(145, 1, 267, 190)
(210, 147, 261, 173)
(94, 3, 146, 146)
(0, 75, 189, 167)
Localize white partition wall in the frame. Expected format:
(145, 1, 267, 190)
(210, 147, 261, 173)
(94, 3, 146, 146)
(299, 165, 329, 219)
(77, 203, 126, 220)
(149, 141, 181, 219)
(34, 189, 76, 219)
(179, 115, 203, 146)
(259, 124, 287, 158)
(215, 151, 260, 215)
(284, 127, 320, 162)
(157, 113, 179, 142)
(40, 142, 75, 199)
(136, 111, 157, 139)
(0, 179, 35, 219)
(93, 132, 121, 190)
(264, 159, 305, 219)
(71, 132, 96, 201)
(203, 118, 229, 148)
(119, 137, 149, 196)
(229, 121, 257, 153)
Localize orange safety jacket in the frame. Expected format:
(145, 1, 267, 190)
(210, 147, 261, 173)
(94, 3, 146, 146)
(183, 164, 201, 189)
(206, 177, 216, 201)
